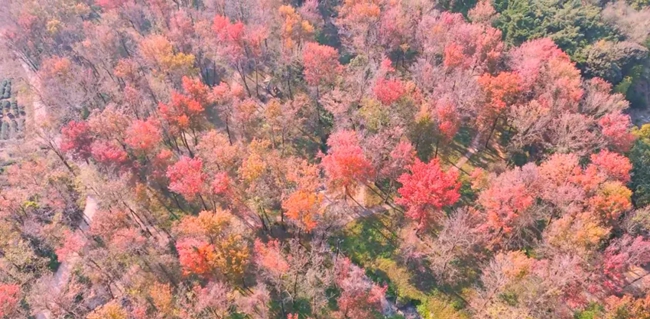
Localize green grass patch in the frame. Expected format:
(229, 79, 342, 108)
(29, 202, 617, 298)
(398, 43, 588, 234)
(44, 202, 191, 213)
(334, 214, 470, 319)
(374, 258, 428, 303)
(574, 303, 604, 319)
(335, 214, 397, 265)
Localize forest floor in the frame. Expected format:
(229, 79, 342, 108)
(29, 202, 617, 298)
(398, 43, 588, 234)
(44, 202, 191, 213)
(630, 107, 650, 126)
(453, 133, 482, 170)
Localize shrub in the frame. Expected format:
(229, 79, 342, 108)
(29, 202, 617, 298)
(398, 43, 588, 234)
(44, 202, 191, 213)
(1, 122, 9, 140)
(2, 83, 10, 99)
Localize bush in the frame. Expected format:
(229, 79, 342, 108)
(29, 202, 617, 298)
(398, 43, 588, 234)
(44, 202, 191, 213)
(1, 122, 9, 140)
(2, 83, 10, 99)
(18, 118, 25, 132)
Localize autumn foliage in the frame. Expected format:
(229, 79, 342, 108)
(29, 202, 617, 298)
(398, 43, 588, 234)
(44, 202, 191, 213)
(0, 284, 20, 318)
(321, 130, 374, 195)
(167, 156, 205, 200)
(302, 42, 342, 86)
(397, 158, 460, 228)
(1, 0, 649, 318)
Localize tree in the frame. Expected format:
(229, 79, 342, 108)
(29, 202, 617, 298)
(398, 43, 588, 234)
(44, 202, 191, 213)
(125, 118, 162, 153)
(211, 172, 231, 196)
(302, 42, 343, 87)
(434, 99, 460, 143)
(581, 77, 630, 118)
(197, 130, 242, 173)
(192, 281, 233, 317)
(166, 156, 206, 201)
(87, 300, 128, 319)
(396, 158, 461, 229)
(494, 0, 616, 57)
(477, 72, 521, 145)
(149, 282, 176, 318)
(443, 43, 467, 69)
(600, 295, 650, 319)
(508, 38, 583, 109)
(90, 140, 129, 166)
(469, 0, 498, 24)
(598, 111, 635, 153)
(537, 153, 586, 212)
(254, 239, 333, 315)
(96, 0, 128, 10)
(545, 112, 600, 157)
(278, 5, 315, 51)
(582, 40, 648, 85)
(335, 0, 382, 51)
(588, 150, 633, 184)
(417, 12, 504, 73)
(176, 238, 219, 279)
(5, 0, 650, 316)
(60, 120, 94, 160)
(588, 181, 632, 223)
(236, 284, 271, 319)
(602, 2, 650, 42)
(543, 212, 610, 258)
(212, 15, 247, 60)
(0, 284, 20, 318)
(253, 239, 290, 280)
(373, 78, 405, 105)
(321, 130, 375, 196)
(603, 235, 650, 292)
(333, 258, 387, 319)
(378, 139, 416, 181)
(158, 92, 206, 135)
(479, 72, 521, 112)
(630, 124, 650, 206)
(477, 164, 539, 240)
(55, 230, 84, 262)
(402, 209, 486, 285)
(140, 34, 195, 78)
(174, 210, 250, 281)
(282, 190, 323, 232)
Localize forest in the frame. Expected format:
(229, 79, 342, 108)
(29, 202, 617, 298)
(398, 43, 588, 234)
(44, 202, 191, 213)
(0, 0, 650, 318)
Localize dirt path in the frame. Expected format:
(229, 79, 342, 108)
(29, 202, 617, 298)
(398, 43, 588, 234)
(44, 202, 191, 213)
(20, 62, 101, 319)
(34, 196, 98, 319)
(453, 133, 482, 171)
(21, 62, 47, 126)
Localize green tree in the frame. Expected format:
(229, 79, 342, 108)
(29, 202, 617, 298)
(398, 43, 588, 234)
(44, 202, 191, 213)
(494, 0, 617, 57)
(630, 124, 650, 207)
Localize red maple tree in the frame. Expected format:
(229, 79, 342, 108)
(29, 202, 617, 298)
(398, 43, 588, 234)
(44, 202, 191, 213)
(60, 120, 94, 160)
(302, 42, 342, 87)
(396, 158, 460, 229)
(321, 130, 375, 196)
(166, 156, 206, 200)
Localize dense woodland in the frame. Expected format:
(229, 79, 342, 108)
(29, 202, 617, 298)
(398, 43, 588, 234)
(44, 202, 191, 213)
(1, 0, 650, 318)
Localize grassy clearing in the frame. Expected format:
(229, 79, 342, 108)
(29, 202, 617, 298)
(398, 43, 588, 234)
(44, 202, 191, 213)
(333, 213, 470, 318)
